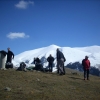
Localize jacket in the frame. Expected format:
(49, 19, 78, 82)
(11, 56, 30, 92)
(47, 56, 54, 63)
(82, 59, 90, 69)
(7, 51, 14, 59)
(56, 51, 66, 62)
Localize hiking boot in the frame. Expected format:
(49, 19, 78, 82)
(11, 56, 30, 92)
(59, 72, 63, 75)
(87, 78, 90, 80)
(63, 73, 65, 75)
(84, 78, 86, 80)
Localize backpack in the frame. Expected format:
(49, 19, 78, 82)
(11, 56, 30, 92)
(17, 62, 26, 71)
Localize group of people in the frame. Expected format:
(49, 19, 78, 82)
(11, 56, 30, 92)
(56, 48, 91, 79)
(4, 47, 91, 79)
(33, 48, 66, 75)
(33, 55, 55, 72)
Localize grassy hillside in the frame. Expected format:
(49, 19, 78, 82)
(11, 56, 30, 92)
(0, 68, 100, 100)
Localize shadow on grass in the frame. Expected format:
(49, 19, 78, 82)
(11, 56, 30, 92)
(68, 76, 83, 80)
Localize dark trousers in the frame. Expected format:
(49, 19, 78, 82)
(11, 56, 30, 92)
(84, 69, 89, 80)
(48, 63, 53, 72)
(6, 58, 12, 63)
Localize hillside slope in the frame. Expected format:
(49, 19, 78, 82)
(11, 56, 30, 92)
(0, 68, 100, 100)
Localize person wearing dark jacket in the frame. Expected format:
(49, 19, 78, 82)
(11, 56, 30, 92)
(6, 48, 14, 63)
(47, 54, 54, 72)
(56, 48, 66, 75)
(82, 56, 90, 80)
(33, 57, 43, 71)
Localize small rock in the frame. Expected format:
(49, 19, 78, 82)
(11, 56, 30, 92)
(36, 78, 40, 81)
(37, 71, 40, 72)
(5, 87, 11, 91)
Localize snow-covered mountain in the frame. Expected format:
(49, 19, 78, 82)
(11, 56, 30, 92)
(12, 44, 100, 70)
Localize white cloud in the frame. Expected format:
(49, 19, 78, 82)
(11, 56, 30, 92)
(7, 32, 30, 39)
(15, 0, 34, 9)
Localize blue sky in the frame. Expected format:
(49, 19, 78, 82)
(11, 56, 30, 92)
(0, 0, 100, 55)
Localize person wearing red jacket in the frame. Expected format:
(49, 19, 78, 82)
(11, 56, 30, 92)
(82, 56, 90, 80)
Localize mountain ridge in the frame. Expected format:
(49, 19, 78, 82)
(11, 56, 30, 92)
(13, 44, 100, 69)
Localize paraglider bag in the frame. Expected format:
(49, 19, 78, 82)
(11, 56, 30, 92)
(6, 62, 13, 69)
(17, 62, 26, 71)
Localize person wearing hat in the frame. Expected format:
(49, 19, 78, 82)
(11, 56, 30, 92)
(82, 56, 90, 80)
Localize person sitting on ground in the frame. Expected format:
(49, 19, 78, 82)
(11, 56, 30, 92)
(33, 57, 43, 71)
(17, 62, 26, 71)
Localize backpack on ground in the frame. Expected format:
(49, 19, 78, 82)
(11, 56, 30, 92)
(17, 62, 26, 71)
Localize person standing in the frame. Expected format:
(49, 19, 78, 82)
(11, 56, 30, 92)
(47, 54, 54, 72)
(56, 48, 66, 75)
(6, 48, 14, 63)
(82, 56, 90, 80)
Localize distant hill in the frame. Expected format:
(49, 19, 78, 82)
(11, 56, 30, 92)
(12, 44, 100, 73)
